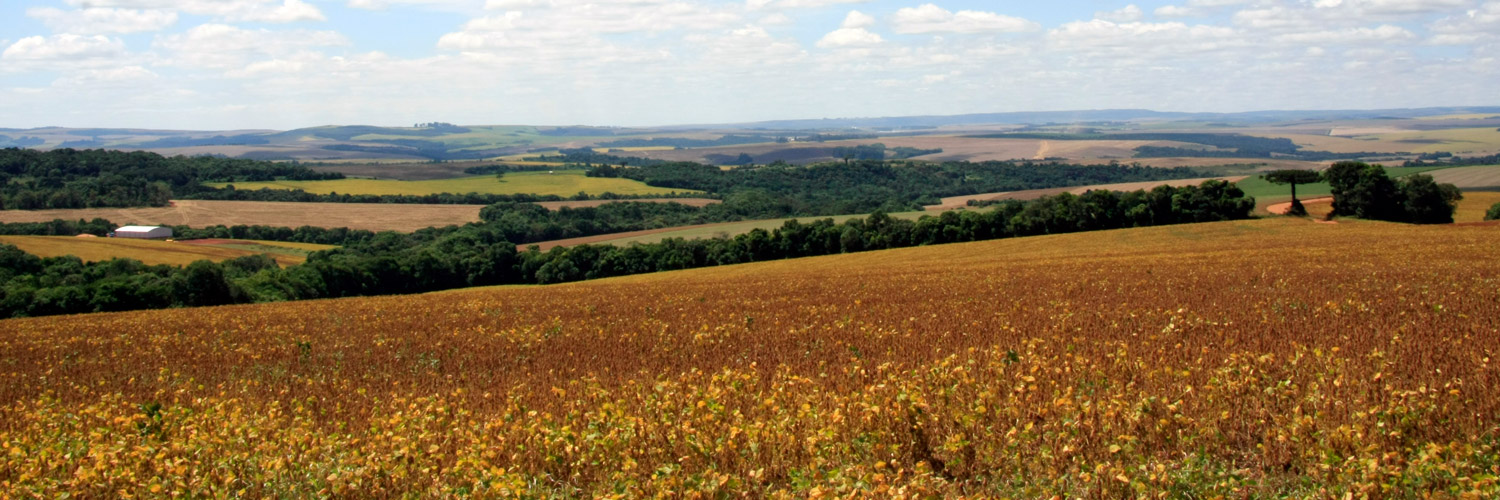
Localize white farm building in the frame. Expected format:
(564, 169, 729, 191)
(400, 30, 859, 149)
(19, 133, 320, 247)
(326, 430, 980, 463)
(113, 226, 173, 239)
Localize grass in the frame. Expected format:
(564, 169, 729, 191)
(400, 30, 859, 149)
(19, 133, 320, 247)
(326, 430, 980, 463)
(0, 236, 328, 266)
(208, 170, 700, 197)
(1238, 165, 1449, 204)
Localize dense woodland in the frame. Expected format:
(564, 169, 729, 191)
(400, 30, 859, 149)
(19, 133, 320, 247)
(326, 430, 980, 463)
(0, 148, 342, 209)
(1, 149, 1213, 212)
(522, 149, 668, 167)
(1403, 153, 1500, 167)
(588, 160, 1207, 214)
(0, 181, 1256, 318)
(1325, 161, 1463, 224)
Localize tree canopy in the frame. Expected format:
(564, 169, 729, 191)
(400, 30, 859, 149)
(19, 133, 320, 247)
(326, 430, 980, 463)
(1325, 161, 1461, 224)
(1262, 169, 1324, 216)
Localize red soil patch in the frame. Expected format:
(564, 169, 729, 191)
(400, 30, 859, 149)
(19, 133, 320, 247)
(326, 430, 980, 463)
(1266, 197, 1334, 216)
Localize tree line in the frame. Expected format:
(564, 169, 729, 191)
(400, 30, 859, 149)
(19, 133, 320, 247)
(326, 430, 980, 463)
(1325, 161, 1462, 224)
(1403, 153, 1500, 168)
(587, 160, 1211, 215)
(0, 148, 342, 209)
(0, 180, 1256, 318)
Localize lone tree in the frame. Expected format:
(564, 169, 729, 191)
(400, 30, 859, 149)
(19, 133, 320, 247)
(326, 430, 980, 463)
(1262, 169, 1323, 216)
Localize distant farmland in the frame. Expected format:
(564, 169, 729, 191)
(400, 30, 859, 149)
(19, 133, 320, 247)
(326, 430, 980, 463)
(0, 236, 332, 267)
(1427, 165, 1500, 190)
(0, 200, 485, 232)
(210, 170, 699, 197)
(0, 199, 724, 233)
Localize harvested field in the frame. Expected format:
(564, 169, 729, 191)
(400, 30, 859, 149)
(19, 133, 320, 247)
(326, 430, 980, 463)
(623, 136, 1044, 164)
(1364, 128, 1500, 154)
(1245, 133, 1415, 154)
(1454, 191, 1500, 222)
(1265, 197, 1335, 218)
(1426, 165, 1500, 190)
(0, 236, 315, 266)
(209, 170, 698, 197)
(305, 161, 503, 181)
(923, 188, 1074, 210)
(533, 198, 720, 210)
(532, 210, 931, 250)
(0, 199, 720, 232)
(924, 176, 1248, 211)
(0, 200, 484, 232)
(4, 218, 1500, 496)
(525, 222, 733, 251)
(1417, 113, 1500, 121)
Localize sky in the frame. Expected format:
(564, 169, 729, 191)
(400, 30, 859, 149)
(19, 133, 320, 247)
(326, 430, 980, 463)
(1, 0, 1497, 130)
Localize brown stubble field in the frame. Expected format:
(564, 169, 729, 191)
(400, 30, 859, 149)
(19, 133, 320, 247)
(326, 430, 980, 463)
(0, 199, 721, 232)
(3, 217, 1499, 497)
(0, 200, 484, 232)
(923, 176, 1251, 210)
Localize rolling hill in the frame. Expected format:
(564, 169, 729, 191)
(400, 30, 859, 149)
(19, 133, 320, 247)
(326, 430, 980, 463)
(3, 216, 1497, 496)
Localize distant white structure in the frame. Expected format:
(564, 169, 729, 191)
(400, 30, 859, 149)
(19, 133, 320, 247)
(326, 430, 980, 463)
(112, 226, 172, 239)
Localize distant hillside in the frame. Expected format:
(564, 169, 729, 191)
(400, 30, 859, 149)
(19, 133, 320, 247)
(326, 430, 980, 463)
(3, 106, 1497, 162)
(718, 106, 1500, 130)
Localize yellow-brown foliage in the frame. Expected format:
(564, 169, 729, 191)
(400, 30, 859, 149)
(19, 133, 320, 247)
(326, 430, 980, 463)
(2, 218, 1498, 497)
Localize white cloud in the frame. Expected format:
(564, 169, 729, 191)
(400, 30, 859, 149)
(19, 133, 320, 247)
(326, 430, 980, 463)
(1314, 0, 1471, 15)
(348, 0, 389, 10)
(27, 7, 178, 35)
(748, 0, 868, 10)
(816, 27, 883, 48)
(1273, 25, 1417, 44)
(892, 4, 1039, 34)
(2, 34, 126, 61)
(1428, 2, 1500, 44)
(485, 0, 548, 9)
(1233, 7, 1321, 30)
(59, 0, 325, 23)
(841, 10, 875, 29)
(759, 13, 794, 25)
(226, 57, 312, 78)
(0, 0, 1495, 130)
(154, 24, 348, 70)
(349, 0, 487, 11)
(1096, 5, 1143, 23)
(455, 0, 738, 36)
(685, 26, 807, 67)
(1154, 5, 1196, 18)
(53, 66, 159, 88)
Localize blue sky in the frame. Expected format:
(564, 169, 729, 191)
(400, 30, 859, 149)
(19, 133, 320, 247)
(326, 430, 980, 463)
(2, 0, 1497, 130)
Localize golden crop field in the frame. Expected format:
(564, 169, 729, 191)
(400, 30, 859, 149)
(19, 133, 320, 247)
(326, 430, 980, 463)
(0, 236, 326, 267)
(208, 171, 698, 197)
(2, 218, 1499, 497)
(1455, 191, 1500, 222)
